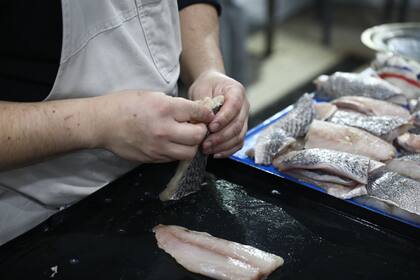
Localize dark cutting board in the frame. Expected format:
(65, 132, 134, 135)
(0, 159, 419, 280)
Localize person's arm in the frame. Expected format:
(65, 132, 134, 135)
(179, 3, 249, 158)
(0, 91, 213, 171)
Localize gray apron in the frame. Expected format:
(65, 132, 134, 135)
(0, 0, 181, 245)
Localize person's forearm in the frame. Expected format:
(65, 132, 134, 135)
(0, 98, 98, 171)
(179, 3, 225, 86)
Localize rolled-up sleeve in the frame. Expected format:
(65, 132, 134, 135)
(177, 0, 222, 15)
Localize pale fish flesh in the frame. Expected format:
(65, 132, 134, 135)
(328, 110, 412, 142)
(372, 52, 420, 99)
(248, 93, 315, 165)
(314, 102, 337, 120)
(366, 167, 420, 216)
(159, 96, 224, 201)
(397, 132, 420, 153)
(153, 224, 284, 280)
(273, 148, 370, 184)
(305, 120, 396, 161)
(314, 72, 408, 106)
(387, 154, 420, 181)
(331, 96, 410, 118)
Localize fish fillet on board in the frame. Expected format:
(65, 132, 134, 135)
(315, 72, 408, 106)
(159, 96, 224, 201)
(247, 93, 315, 165)
(305, 120, 396, 161)
(154, 224, 284, 280)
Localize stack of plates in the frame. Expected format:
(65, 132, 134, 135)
(361, 22, 420, 62)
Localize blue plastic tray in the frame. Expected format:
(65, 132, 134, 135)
(231, 105, 420, 229)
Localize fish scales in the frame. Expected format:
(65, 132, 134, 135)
(275, 148, 370, 184)
(367, 168, 420, 215)
(329, 110, 410, 141)
(315, 72, 407, 105)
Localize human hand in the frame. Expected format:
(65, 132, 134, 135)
(92, 90, 214, 163)
(188, 71, 249, 158)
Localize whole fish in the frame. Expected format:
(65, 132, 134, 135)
(248, 93, 315, 165)
(273, 148, 370, 184)
(315, 72, 408, 106)
(305, 120, 396, 161)
(159, 96, 224, 201)
(367, 167, 420, 216)
(387, 154, 420, 181)
(328, 110, 412, 142)
(332, 96, 410, 118)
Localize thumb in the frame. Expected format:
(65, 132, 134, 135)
(173, 97, 214, 123)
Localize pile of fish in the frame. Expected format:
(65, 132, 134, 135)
(247, 53, 420, 220)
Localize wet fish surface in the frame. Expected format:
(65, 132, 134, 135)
(305, 120, 396, 161)
(387, 154, 420, 181)
(159, 96, 224, 201)
(273, 148, 370, 184)
(367, 167, 420, 216)
(328, 110, 412, 142)
(397, 132, 420, 153)
(154, 224, 284, 280)
(249, 93, 315, 165)
(332, 96, 410, 118)
(314, 102, 337, 120)
(315, 72, 407, 106)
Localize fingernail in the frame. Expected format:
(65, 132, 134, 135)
(214, 153, 222, 159)
(210, 122, 219, 132)
(203, 141, 212, 150)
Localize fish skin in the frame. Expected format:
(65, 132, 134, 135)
(412, 111, 420, 127)
(159, 96, 224, 201)
(315, 72, 408, 106)
(305, 120, 397, 162)
(273, 148, 370, 184)
(367, 167, 420, 216)
(249, 93, 315, 165)
(328, 110, 412, 142)
(387, 154, 420, 181)
(332, 96, 410, 118)
(397, 132, 420, 153)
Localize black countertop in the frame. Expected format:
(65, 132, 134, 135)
(0, 159, 419, 280)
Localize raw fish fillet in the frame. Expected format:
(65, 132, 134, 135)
(367, 167, 420, 216)
(314, 102, 337, 120)
(387, 154, 420, 181)
(273, 148, 370, 184)
(397, 132, 420, 153)
(305, 120, 396, 161)
(159, 96, 224, 201)
(328, 110, 412, 142)
(315, 72, 407, 106)
(154, 224, 284, 280)
(248, 93, 315, 165)
(332, 96, 410, 118)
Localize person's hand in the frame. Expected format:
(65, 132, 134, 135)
(188, 71, 249, 158)
(91, 90, 214, 163)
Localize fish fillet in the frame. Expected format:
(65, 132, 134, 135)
(314, 102, 337, 120)
(159, 96, 224, 201)
(315, 72, 407, 106)
(248, 93, 315, 165)
(305, 120, 396, 161)
(154, 225, 284, 280)
(387, 154, 420, 181)
(273, 148, 370, 184)
(328, 110, 412, 142)
(332, 96, 410, 118)
(397, 132, 420, 153)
